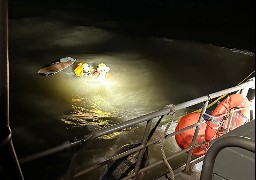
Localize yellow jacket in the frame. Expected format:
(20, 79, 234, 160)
(74, 63, 84, 77)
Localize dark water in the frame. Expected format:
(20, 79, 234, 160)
(8, 1, 255, 180)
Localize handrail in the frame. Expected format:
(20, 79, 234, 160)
(18, 78, 255, 179)
(200, 136, 255, 180)
(73, 121, 206, 178)
(184, 97, 209, 173)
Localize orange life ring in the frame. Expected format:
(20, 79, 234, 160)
(205, 94, 250, 141)
(175, 112, 208, 156)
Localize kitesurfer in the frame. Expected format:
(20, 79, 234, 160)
(74, 62, 93, 77)
(82, 63, 94, 77)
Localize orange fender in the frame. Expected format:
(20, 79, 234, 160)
(175, 112, 207, 156)
(205, 94, 250, 141)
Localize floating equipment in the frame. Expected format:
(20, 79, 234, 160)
(205, 94, 251, 141)
(74, 63, 85, 77)
(175, 112, 207, 156)
(38, 57, 76, 76)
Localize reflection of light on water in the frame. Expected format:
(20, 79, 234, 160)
(80, 77, 115, 91)
(58, 55, 161, 115)
(60, 95, 123, 139)
(94, 79, 113, 87)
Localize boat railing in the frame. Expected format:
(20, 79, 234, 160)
(18, 77, 255, 179)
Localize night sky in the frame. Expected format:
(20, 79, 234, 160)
(9, 0, 255, 51)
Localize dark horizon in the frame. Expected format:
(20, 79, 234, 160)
(9, 0, 255, 51)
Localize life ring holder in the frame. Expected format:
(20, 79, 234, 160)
(205, 93, 251, 141)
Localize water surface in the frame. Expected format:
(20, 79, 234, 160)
(9, 17, 255, 179)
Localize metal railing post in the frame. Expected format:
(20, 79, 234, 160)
(225, 109, 234, 134)
(0, 0, 24, 179)
(184, 98, 209, 173)
(133, 119, 152, 179)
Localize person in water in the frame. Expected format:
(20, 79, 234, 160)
(93, 63, 110, 80)
(74, 62, 94, 77)
(82, 63, 94, 77)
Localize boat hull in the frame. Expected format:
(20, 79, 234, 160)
(38, 59, 75, 76)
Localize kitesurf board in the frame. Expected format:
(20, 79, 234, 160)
(38, 57, 76, 76)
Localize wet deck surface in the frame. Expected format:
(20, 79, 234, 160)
(156, 171, 201, 180)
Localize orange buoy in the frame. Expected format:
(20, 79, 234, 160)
(175, 112, 207, 156)
(205, 94, 251, 141)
